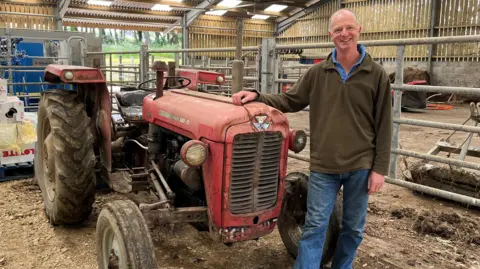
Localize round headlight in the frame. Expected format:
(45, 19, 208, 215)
(289, 129, 307, 153)
(180, 140, 208, 167)
(64, 71, 74, 80)
(216, 76, 224, 84)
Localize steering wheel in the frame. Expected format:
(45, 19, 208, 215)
(137, 76, 192, 92)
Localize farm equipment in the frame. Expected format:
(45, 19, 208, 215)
(403, 102, 480, 201)
(34, 62, 341, 268)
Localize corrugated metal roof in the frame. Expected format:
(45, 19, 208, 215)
(70, 0, 195, 12)
(63, 17, 181, 29)
(66, 8, 181, 21)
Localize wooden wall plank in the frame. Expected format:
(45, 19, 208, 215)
(277, 0, 479, 61)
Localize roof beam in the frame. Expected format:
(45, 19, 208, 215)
(162, 0, 213, 34)
(184, 0, 214, 27)
(57, 0, 71, 18)
(209, 6, 289, 17)
(276, 0, 330, 33)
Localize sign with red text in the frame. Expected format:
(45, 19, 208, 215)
(0, 143, 35, 165)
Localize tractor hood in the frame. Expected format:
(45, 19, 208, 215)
(142, 89, 289, 142)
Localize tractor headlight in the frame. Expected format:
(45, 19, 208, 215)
(181, 140, 208, 167)
(216, 76, 224, 84)
(64, 71, 74, 80)
(289, 129, 307, 153)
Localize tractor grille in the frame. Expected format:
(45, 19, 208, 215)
(229, 132, 283, 214)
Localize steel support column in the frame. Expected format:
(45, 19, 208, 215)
(260, 38, 276, 94)
(139, 44, 149, 83)
(389, 45, 405, 179)
(56, 0, 71, 30)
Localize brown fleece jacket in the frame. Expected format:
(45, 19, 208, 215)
(256, 52, 392, 175)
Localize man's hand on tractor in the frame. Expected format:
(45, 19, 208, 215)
(368, 171, 385, 195)
(232, 91, 258, 106)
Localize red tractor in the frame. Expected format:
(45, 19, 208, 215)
(35, 62, 341, 268)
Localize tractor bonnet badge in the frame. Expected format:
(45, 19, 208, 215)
(253, 115, 270, 131)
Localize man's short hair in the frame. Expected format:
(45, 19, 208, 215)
(328, 8, 360, 30)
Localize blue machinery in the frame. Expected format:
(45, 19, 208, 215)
(0, 37, 63, 111)
(0, 28, 100, 112)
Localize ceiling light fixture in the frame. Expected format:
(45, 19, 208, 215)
(87, 0, 113, 6)
(264, 4, 288, 12)
(217, 0, 241, 8)
(251, 14, 270, 20)
(205, 10, 227, 16)
(151, 4, 172, 11)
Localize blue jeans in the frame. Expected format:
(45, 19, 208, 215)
(294, 169, 371, 269)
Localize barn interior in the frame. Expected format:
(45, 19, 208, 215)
(0, 0, 479, 268)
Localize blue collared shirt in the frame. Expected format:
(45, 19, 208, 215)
(332, 45, 366, 83)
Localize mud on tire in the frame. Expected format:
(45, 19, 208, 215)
(96, 200, 158, 269)
(278, 172, 342, 267)
(35, 89, 96, 225)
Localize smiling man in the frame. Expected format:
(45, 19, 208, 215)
(232, 8, 392, 269)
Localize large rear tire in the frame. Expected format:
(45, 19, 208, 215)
(96, 200, 158, 269)
(35, 89, 96, 225)
(278, 172, 342, 267)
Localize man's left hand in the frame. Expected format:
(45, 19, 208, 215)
(368, 171, 385, 195)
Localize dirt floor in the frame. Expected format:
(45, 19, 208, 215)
(1, 103, 480, 269)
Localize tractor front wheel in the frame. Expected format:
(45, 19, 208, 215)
(278, 172, 342, 267)
(96, 200, 158, 269)
(35, 89, 96, 225)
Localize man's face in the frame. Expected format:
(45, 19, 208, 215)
(328, 12, 361, 51)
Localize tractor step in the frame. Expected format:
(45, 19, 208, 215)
(0, 162, 34, 183)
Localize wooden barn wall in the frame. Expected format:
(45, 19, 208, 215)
(277, 0, 480, 62)
(0, 2, 56, 30)
(188, 15, 275, 59)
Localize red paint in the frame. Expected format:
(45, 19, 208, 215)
(44, 65, 105, 83)
(143, 89, 287, 142)
(174, 69, 225, 91)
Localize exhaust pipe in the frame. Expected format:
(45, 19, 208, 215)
(152, 61, 168, 99)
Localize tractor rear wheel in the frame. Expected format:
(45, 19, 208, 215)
(35, 89, 96, 225)
(96, 200, 158, 269)
(278, 172, 342, 267)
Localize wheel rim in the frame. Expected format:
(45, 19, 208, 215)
(285, 212, 304, 247)
(41, 118, 56, 202)
(102, 227, 125, 268)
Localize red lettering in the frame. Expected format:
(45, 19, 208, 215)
(1, 148, 34, 157)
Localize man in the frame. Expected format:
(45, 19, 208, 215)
(232, 9, 392, 269)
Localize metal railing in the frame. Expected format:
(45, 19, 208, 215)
(278, 35, 480, 208)
(86, 45, 262, 94)
(82, 36, 480, 207)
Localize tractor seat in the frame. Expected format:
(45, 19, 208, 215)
(115, 90, 151, 107)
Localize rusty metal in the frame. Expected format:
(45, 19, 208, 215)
(141, 206, 208, 225)
(150, 160, 174, 198)
(229, 132, 282, 214)
(151, 61, 168, 98)
(220, 218, 278, 243)
(149, 172, 169, 203)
